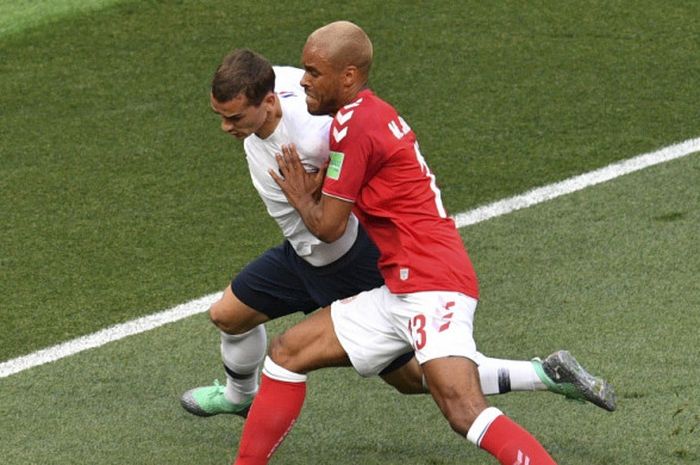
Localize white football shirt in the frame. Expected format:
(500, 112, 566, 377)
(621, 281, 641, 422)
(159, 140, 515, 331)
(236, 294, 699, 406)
(243, 66, 359, 266)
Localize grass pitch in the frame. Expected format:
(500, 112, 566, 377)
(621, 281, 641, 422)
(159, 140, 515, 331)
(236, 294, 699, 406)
(1, 1, 699, 464)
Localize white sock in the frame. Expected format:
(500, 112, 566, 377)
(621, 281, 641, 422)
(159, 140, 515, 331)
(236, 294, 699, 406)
(475, 353, 546, 395)
(466, 406, 503, 445)
(220, 325, 267, 404)
(262, 356, 308, 383)
(419, 353, 546, 395)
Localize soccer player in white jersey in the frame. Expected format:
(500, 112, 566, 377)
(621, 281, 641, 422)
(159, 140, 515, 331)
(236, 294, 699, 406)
(180, 49, 615, 423)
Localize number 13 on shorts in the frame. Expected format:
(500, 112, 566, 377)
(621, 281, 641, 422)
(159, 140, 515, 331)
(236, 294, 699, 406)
(408, 301, 456, 351)
(404, 295, 478, 366)
(408, 314, 428, 350)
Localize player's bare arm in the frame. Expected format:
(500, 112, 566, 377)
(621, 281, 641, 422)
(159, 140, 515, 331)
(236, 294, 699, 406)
(270, 144, 353, 243)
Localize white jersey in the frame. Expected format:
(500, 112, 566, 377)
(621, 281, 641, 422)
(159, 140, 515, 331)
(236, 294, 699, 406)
(243, 66, 359, 266)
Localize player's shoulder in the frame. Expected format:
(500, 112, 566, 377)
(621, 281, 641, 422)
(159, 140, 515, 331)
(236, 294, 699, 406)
(272, 65, 305, 95)
(279, 92, 331, 133)
(333, 90, 396, 127)
(271, 66, 325, 124)
(331, 89, 401, 145)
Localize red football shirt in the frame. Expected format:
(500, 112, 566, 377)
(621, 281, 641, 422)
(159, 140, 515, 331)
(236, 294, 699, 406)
(322, 89, 479, 298)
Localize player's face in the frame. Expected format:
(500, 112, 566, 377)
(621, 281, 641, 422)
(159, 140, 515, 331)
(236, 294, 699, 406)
(300, 44, 344, 115)
(210, 92, 270, 140)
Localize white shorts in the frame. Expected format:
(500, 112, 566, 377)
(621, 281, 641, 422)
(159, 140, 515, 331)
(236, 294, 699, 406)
(330, 285, 478, 377)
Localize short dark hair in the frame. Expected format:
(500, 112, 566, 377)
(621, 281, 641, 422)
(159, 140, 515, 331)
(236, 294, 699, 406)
(211, 49, 275, 106)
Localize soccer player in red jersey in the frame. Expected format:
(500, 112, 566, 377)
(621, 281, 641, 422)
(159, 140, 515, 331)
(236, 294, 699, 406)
(232, 21, 575, 465)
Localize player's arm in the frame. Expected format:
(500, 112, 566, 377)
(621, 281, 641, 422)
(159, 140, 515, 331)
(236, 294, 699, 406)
(270, 144, 353, 243)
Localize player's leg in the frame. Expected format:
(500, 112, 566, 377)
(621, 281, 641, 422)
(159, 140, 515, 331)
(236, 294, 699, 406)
(234, 306, 351, 465)
(379, 340, 616, 410)
(382, 353, 548, 395)
(422, 357, 557, 465)
(180, 286, 269, 417)
(471, 351, 545, 394)
(378, 355, 424, 393)
(302, 227, 425, 392)
(381, 351, 616, 404)
(235, 284, 418, 465)
(405, 292, 557, 464)
(378, 294, 547, 398)
(476, 351, 616, 411)
(421, 356, 487, 432)
(311, 229, 614, 408)
(181, 243, 319, 417)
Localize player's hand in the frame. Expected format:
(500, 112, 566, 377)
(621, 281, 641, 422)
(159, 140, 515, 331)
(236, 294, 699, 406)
(269, 144, 326, 209)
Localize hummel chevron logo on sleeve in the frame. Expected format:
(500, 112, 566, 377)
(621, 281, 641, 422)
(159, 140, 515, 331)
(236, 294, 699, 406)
(336, 109, 354, 125)
(343, 98, 363, 110)
(333, 126, 348, 143)
(333, 108, 355, 143)
(332, 99, 364, 144)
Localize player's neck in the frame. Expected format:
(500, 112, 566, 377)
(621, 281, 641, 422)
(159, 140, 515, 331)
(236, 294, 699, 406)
(332, 85, 368, 115)
(256, 96, 283, 139)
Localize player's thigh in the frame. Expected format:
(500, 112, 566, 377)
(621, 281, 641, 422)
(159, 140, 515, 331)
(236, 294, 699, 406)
(209, 285, 270, 334)
(234, 244, 319, 314)
(380, 291, 481, 397)
(269, 307, 350, 374)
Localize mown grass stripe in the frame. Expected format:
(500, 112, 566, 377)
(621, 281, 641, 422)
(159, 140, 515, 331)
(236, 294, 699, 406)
(1, 137, 698, 379)
(0, 0, 128, 37)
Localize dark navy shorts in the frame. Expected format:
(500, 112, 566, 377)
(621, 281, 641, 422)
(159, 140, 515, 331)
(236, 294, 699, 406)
(232, 226, 414, 375)
(232, 226, 384, 319)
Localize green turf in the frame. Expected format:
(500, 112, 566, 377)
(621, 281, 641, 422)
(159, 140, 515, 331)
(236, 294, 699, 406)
(0, 0, 131, 37)
(1, 2, 700, 463)
(1, 154, 697, 465)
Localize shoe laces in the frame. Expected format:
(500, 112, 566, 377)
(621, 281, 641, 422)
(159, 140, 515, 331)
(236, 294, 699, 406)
(208, 379, 225, 398)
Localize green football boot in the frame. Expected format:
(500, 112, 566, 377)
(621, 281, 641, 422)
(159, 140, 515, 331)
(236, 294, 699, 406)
(533, 350, 617, 412)
(180, 380, 252, 418)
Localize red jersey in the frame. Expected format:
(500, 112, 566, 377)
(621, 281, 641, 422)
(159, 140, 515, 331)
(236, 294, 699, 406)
(322, 89, 479, 298)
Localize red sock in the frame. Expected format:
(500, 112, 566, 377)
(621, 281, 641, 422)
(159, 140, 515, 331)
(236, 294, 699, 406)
(234, 373, 306, 465)
(478, 412, 557, 465)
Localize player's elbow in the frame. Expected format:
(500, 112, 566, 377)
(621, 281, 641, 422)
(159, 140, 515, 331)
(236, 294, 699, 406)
(315, 219, 347, 243)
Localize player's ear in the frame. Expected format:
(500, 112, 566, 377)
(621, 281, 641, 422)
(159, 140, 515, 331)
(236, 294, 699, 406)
(343, 65, 360, 87)
(262, 91, 276, 108)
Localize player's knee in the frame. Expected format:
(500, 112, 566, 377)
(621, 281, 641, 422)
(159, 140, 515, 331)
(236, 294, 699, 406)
(380, 371, 425, 395)
(209, 301, 246, 335)
(443, 406, 479, 436)
(268, 333, 296, 368)
(208, 303, 228, 331)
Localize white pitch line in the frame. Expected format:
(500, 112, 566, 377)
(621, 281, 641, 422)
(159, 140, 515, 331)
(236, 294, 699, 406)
(0, 293, 222, 378)
(454, 137, 700, 228)
(2, 137, 699, 379)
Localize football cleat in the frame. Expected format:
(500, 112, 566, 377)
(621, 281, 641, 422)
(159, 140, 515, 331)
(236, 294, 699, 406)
(180, 380, 252, 418)
(533, 350, 617, 412)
